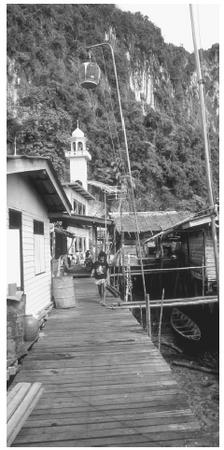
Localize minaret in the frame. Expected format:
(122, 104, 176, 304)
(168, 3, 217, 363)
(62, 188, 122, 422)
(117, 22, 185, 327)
(65, 122, 91, 190)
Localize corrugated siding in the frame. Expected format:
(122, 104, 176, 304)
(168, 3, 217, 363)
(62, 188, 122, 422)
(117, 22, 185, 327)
(205, 236, 217, 281)
(187, 232, 204, 281)
(189, 233, 204, 266)
(183, 230, 217, 282)
(23, 212, 51, 315)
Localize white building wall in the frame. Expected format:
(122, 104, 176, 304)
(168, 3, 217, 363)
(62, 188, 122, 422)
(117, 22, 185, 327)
(69, 157, 88, 189)
(63, 185, 90, 252)
(67, 226, 90, 253)
(7, 174, 51, 316)
(64, 186, 89, 214)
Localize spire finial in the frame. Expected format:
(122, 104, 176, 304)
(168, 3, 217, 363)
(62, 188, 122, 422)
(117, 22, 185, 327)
(77, 120, 79, 129)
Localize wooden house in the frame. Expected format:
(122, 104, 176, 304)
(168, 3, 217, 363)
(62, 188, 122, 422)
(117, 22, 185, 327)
(110, 211, 190, 299)
(177, 212, 218, 294)
(144, 210, 219, 297)
(62, 181, 95, 259)
(7, 155, 71, 317)
(111, 211, 190, 266)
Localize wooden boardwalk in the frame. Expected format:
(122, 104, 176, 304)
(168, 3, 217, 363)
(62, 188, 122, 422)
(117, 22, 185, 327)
(10, 278, 203, 447)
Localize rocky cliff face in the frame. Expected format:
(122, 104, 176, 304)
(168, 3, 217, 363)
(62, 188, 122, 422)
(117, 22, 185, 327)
(126, 44, 219, 132)
(7, 4, 219, 211)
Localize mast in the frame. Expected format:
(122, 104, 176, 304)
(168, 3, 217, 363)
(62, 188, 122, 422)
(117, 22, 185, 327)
(189, 4, 219, 289)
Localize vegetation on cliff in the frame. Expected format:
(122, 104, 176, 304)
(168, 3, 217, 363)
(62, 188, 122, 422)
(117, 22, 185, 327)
(7, 4, 219, 212)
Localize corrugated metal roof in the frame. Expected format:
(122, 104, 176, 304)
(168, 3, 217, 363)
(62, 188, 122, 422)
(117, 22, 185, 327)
(111, 211, 190, 234)
(63, 182, 95, 200)
(88, 180, 121, 194)
(49, 212, 113, 227)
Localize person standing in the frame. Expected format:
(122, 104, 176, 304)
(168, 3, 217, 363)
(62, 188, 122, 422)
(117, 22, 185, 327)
(91, 251, 109, 304)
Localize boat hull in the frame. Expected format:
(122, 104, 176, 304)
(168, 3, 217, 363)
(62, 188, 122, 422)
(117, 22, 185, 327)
(170, 307, 201, 342)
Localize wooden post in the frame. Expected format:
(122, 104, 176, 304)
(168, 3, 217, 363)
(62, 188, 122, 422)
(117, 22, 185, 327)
(94, 225, 98, 260)
(104, 191, 107, 253)
(146, 293, 151, 338)
(140, 305, 143, 327)
(158, 288, 165, 352)
(202, 256, 205, 296)
(125, 254, 131, 302)
(112, 225, 116, 287)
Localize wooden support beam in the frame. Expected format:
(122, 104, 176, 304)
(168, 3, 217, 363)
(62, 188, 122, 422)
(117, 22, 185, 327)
(113, 295, 218, 309)
(109, 265, 215, 277)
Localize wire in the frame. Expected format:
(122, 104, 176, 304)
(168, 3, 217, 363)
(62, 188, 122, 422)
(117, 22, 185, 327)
(86, 42, 148, 300)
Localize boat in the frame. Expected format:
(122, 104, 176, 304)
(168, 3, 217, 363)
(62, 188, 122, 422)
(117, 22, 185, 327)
(170, 307, 201, 341)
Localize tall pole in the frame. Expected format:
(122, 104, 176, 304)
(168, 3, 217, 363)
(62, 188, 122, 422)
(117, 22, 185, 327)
(87, 41, 147, 301)
(189, 5, 219, 289)
(104, 190, 107, 253)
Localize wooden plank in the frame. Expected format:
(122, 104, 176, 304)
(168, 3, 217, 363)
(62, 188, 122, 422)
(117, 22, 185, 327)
(11, 428, 201, 447)
(23, 408, 193, 427)
(7, 383, 44, 446)
(38, 379, 178, 393)
(29, 390, 182, 410)
(7, 383, 31, 422)
(18, 398, 191, 416)
(14, 421, 200, 444)
(18, 417, 198, 440)
(17, 402, 191, 419)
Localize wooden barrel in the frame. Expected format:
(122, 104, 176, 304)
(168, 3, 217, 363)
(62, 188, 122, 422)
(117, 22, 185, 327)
(52, 276, 76, 308)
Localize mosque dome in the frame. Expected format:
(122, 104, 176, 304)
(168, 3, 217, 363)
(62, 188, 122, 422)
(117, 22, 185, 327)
(72, 126, 85, 138)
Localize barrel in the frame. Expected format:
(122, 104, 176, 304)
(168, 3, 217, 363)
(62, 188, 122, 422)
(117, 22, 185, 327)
(24, 315, 39, 342)
(52, 276, 76, 308)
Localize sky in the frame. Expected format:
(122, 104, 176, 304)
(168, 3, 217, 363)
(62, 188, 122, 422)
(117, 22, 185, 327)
(116, 2, 219, 53)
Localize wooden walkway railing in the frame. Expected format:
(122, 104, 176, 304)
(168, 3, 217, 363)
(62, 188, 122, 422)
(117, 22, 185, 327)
(8, 278, 206, 447)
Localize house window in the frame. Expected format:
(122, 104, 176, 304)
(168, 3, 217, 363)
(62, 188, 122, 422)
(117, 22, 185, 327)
(7, 209, 23, 290)
(72, 199, 86, 216)
(33, 220, 45, 275)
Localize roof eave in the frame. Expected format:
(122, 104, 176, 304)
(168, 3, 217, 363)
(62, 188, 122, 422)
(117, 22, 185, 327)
(7, 156, 72, 214)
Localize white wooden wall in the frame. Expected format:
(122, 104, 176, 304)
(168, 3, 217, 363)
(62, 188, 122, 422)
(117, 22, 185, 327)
(7, 174, 52, 316)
